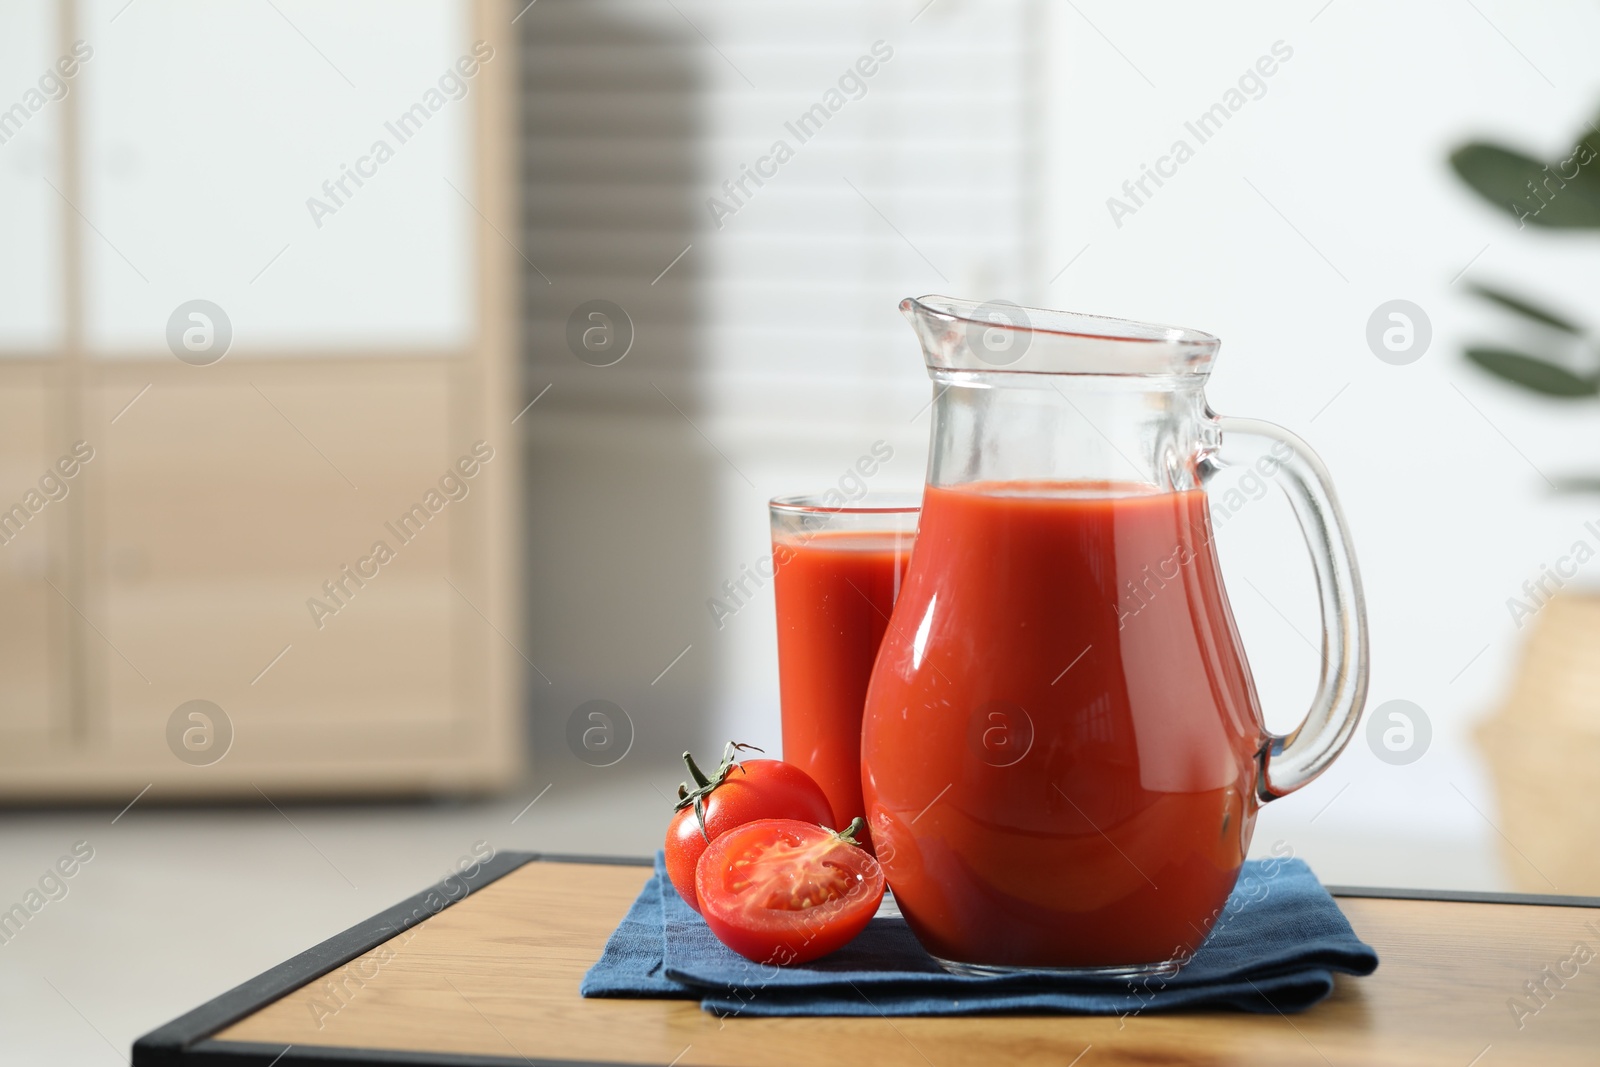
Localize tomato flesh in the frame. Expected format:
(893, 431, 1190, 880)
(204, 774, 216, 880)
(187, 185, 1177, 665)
(664, 758, 833, 913)
(695, 818, 885, 965)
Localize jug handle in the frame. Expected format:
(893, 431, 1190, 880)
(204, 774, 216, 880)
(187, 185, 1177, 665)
(1205, 416, 1370, 800)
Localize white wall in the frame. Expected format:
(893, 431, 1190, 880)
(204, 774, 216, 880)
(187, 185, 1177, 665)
(1032, 0, 1600, 885)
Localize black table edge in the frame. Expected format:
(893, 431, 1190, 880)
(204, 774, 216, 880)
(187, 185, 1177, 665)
(178, 1040, 638, 1067)
(1325, 884, 1600, 908)
(130, 852, 1600, 1066)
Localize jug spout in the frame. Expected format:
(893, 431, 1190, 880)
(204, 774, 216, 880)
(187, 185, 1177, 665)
(900, 294, 1220, 378)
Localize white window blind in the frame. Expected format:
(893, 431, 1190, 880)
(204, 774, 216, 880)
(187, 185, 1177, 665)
(696, 0, 1041, 423)
(519, 0, 1041, 764)
(522, 0, 1041, 421)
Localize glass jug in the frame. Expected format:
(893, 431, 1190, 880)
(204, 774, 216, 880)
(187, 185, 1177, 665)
(861, 295, 1368, 975)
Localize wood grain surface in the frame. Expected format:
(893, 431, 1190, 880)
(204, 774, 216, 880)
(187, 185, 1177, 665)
(215, 861, 1600, 1066)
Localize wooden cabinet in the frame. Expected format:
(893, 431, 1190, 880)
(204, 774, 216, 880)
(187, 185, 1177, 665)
(0, 1, 522, 799)
(0, 379, 68, 750)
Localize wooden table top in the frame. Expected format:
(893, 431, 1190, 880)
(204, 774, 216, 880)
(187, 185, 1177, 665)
(134, 852, 1600, 1067)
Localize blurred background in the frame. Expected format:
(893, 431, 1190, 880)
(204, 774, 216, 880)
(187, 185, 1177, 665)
(5, 0, 1600, 1060)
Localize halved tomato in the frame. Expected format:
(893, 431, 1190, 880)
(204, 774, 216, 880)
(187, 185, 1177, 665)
(694, 818, 885, 965)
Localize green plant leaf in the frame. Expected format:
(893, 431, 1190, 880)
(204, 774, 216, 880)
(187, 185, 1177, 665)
(1465, 347, 1599, 397)
(1468, 284, 1583, 333)
(1558, 129, 1600, 196)
(1450, 143, 1600, 228)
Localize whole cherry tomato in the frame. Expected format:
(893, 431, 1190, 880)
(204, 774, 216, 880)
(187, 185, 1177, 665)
(664, 744, 833, 912)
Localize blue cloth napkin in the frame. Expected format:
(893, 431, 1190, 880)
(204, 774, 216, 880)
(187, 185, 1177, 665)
(580, 852, 1377, 1016)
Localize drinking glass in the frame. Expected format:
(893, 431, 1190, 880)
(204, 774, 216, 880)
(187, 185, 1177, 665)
(770, 491, 919, 844)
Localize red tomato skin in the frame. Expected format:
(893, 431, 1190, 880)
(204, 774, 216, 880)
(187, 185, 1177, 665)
(694, 818, 885, 965)
(663, 759, 833, 912)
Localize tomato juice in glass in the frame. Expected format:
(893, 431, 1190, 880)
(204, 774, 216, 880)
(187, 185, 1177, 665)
(770, 493, 918, 843)
(861, 481, 1263, 970)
